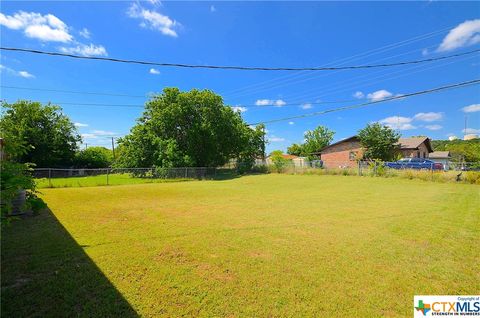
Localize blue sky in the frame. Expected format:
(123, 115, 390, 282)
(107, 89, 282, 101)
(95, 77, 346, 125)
(1, 1, 479, 152)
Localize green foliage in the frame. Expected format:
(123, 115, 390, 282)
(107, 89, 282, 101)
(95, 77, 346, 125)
(303, 126, 335, 160)
(358, 123, 400, 161)
(0, 138, 45, 220)
(75, 147, 113, 168)
(287, 143, 305, 156)
(286, 125, 334, 160)
(0, 100, 80, 167)
(431, 138, 480, 163)
(115, 88, 264, 168)
(269, 150, 290, 172)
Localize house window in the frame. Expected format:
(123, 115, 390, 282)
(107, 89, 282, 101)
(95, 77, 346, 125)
(349, 151, 356, 160)
(417, 151, 420, 158)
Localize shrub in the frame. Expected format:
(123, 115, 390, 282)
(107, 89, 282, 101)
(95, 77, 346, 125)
(75, 147, 113, 168)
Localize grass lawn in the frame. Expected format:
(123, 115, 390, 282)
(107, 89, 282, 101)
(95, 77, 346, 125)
(35, 173, 193, 188)
(2, 174, 479, 317)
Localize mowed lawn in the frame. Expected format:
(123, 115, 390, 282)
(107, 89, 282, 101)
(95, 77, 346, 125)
(2, 174, 479, 317)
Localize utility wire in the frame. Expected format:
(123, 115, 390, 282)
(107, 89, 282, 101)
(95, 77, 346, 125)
(247, 79, 480, 125)
(3, 99, 358, 109)
(0, 85, 147, 98)
(0, 86, 360, 107)
(2, 46, 479, 71)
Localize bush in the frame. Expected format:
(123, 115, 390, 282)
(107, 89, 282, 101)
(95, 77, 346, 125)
(464, 171, 480, 185)
(75, 147, 113, 168)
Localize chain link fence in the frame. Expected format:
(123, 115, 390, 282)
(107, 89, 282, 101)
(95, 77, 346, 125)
(33, 160, 480, 188)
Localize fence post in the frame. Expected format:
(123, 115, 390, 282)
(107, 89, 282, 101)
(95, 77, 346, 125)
(185, 167, 187, 179)
(358, 161, 361, 176)
(106, 168, 109, 186)
(48, 168, 52, 188)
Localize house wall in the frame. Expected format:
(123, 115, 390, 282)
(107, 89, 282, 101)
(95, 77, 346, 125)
(320, 140, 362, 168)
(400, 143, 430, 158)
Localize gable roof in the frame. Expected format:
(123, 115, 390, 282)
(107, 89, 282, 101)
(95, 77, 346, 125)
(397, 137, 433, 152)
(315, 136, 359, 154)
(429, 151, 451, 159)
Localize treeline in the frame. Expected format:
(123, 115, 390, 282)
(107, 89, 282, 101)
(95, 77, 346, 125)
(0, 88, 265, 170)
(432, 139, 480, 163)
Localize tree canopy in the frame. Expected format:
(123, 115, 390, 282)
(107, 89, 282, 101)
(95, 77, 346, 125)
(75, 147, 113, 168)
(358, 123, 400, 161)
(287, 125, 334, 160)
(116, 88, 265, 168)
(0, 100, 80, 167)
(431, 138, 480, 163)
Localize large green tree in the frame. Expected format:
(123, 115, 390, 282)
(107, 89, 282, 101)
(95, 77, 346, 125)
(303, 126, 335, 160)
(358, 123, 400, 161)
(0, 100, 80, 167)
(116, 88, 264, 168)
(75, 146, 113, 168)
(287, 143, 305, 157)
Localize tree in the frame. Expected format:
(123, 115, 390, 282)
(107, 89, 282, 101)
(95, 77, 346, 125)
(116, 88, 265, 168)
(0, 100, 80, 167)
(75, 147, 113, 168)
(357, 123, 400, 161)
(0, 138, 46, 219)
(303, 126, 335, 160)
(269, 150, 290, 172)
(287, 143, 305, 157)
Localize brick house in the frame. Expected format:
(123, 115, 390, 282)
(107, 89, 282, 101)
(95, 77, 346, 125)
(316, 136, 433, 168)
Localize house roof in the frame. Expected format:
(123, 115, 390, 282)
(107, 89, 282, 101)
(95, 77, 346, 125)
(314, 135, 433, 154)
(429, 151, 451, 159)
(315, 136, 359, 154)
(397, 137, 433, 152)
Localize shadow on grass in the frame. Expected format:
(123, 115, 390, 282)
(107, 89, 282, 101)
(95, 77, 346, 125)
(1, 209, 138, 317)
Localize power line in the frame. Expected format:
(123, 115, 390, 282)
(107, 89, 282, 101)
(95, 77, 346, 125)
(2, 46, 479, 72)
(3, 99, 358, 109)
(0, 85, 148, 98)
(247, 79, 480, 125)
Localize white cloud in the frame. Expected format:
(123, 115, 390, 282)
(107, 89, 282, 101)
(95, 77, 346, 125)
(148, 0, 162, 5)
(413, 112, 443, 122)
(300, 103, 313, 110)
(463, 128, 480, 134)
(462, 104, 480, 113)
(255, 99, 286, 107)
(268, 136, 285, 142)
(149, 68, 160, 75)
(0, 64, 35, 79)
(231, 106, 247, 113)
(74, 122, 88, 127)
(0, 11, 73, 42)
(353, 91, 364, 99)
(0, 10, 108, 57)
(367, 90, 393, 102)
(379, 116, 416, 130)
(91, 130, 117, 136)
(79, 27, 90, 39)
(288, 121, 294, 125)
(127, 3, 179, 37)
(438, 19, 480, 52)
(81, 133, 97, 139)
(425, 124, 443, 131)
(210, 5, 216, 12)
(59, 44, 107, 57)
(18, 71, 34, 78)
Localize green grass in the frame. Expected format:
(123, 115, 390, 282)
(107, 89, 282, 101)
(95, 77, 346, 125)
(2, 174, 479, 317)
(35, 173, 193, 188)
